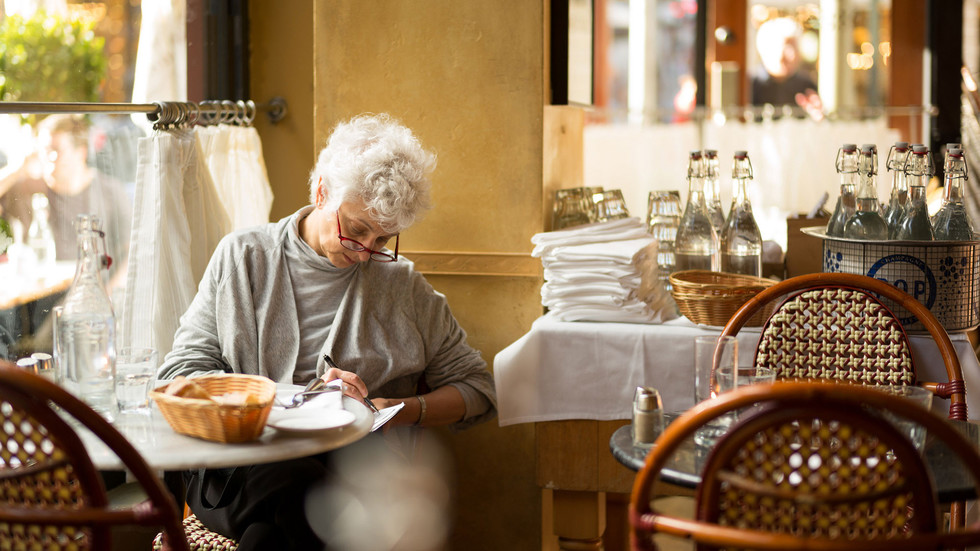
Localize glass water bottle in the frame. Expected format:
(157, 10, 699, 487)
(883, 142, 911, 238)
(27, 193, 57, 269)
(675, 151, 720, 271)
(895, 145, 935, 241)
(932, 147, 977, 240)
(721, 151, 762, 276)
(843, 144, 888, 240)
(703, 149, 726, 234)
(826, 144, 859, 237)
(59, 214, 117, 421)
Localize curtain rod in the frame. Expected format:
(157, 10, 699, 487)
(0, 97, 288, 125)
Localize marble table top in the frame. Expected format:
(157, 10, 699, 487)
(79, 387, 372, 471)
(610, 412, 980, 503)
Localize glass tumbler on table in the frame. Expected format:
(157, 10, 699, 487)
(115, 347, 158, 414)
(693, 335, 738, 447)
(872, 385, 933, 450)
(695, 363, 775, 448)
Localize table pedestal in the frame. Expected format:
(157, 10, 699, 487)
(536, 419, 635, 549)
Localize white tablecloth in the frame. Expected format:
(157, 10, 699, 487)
(493, 314, 980, 426)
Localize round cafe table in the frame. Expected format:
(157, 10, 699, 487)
(610, 413, 980, 504)
(78, 385, 373, 471)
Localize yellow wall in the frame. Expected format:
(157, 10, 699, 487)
(250, 0, 316, 221)
(252, 1, 547, 548)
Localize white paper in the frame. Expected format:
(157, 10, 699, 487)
(372, 402, 405, 432)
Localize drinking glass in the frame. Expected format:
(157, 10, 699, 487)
(646, 191, 682, 291)
(695, 364, 774, 448)
(715, 365, 777, 393)
(115, 347, 158, 414)
(694, 335, 737, 404)
(594, 189, 630, 222)
(552, 187, 602, 230)
(51, 305, 64, 385)
(872, 385, 933, 450)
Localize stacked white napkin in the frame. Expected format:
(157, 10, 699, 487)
(531, 218, 675, 323)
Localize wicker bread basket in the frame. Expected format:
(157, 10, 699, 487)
(151, 374, 276, 443)
(669, 270, 778, 327)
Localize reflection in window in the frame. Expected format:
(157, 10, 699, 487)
(594, 0, 698, 123)
(0, 2, 143, 361)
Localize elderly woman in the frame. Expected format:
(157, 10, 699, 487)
(159, 113, 496, 550)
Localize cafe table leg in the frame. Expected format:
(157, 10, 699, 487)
(552, 489, 605, 551)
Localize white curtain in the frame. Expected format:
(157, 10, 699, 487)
(130, 0, 187, 132)
(197, 124, 274, 230)
(119, 128, 231, 357)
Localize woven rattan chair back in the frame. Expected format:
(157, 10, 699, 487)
(719, 273, 967, 421)
(756, 286, 915, 385)
(0, 362, 189, 551)
(697, 400, 936, 548)
(630, 382, 980, 551)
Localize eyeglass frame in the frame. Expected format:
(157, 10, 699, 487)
(336, 212, 399, 262)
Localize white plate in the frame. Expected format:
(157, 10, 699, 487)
(267, 409, 357, 433)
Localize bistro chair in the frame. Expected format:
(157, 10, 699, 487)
(152, 513, 238, 550)
(0, 360, 189, 551)
(630, 381, 980, 550)
(719, 272, 968, 421)
(717, 272, 971, 529)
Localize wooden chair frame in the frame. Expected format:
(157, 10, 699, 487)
(630, 381, 980, 551)
(0, 362, 189, 551)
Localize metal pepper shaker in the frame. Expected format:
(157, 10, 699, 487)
(31, 352, 57, 383)
(632, 386, 665, 447)
(16, 357, 38, 375)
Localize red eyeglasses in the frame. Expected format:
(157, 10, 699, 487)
(336, 212, 398, 262)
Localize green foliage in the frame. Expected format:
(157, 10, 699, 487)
(0, 11, 107, 104)
(0, 216, 11, 256)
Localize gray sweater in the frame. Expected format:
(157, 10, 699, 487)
(158, 209, 497, 430)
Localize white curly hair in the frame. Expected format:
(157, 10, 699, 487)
(309, 113, 436, 234)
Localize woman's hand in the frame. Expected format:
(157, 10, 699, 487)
(322, 367, 369, 402)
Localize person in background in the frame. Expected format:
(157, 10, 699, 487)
(157, 113, 497, 551)
(0, 114, 132, 284)
(750, 17, 823, 120)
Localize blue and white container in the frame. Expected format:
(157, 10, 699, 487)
(802, 226, 980, 332)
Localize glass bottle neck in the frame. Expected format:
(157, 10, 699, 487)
(855, 167, 879, 199)
(944, 174, 967, 204)
(74, 230, 108, 286)
(908, 184, 928, 204)
(731, 177, 750, 204)
(687, 175, 706, 203)
(890, 169, 908, 193)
